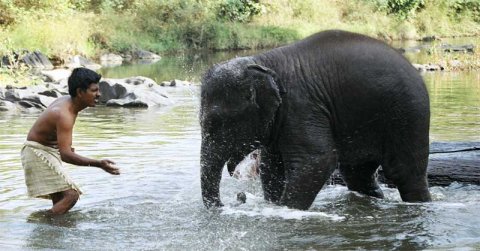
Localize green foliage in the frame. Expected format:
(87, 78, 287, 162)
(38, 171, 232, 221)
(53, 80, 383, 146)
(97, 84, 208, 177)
(1, 0, 480, 59)
(8, 0, 71, 10)
(386, 0, 425, 19)
(70, 0, 140, 12)
(0, 1, 15, 25)
(1, 10, 95, 57)
(216, 0, 263, 23)
(449, 0, 480, 22)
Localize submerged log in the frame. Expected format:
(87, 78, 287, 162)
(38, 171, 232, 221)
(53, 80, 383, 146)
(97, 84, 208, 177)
(330, 142, 480, 187)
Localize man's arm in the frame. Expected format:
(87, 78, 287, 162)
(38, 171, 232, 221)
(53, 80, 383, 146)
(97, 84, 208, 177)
(55, 110, 120, 175)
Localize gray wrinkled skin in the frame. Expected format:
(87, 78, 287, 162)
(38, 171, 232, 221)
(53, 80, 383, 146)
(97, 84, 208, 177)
(200, 30, 431, 210)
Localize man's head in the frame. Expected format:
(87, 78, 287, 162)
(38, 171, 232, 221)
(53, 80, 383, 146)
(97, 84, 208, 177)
(68, 68, 102, 97)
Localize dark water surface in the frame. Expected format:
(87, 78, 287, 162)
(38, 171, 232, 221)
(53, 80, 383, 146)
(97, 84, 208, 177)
(0, 49, 479, 250)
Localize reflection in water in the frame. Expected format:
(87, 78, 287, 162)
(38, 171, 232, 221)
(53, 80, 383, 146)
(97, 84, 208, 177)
(99, 49, 267, 84)
(0, 51, 479, 249)
(426, 71, 480, 141)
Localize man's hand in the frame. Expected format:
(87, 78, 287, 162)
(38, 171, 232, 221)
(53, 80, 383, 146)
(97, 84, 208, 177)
(99, 159, 120, 175)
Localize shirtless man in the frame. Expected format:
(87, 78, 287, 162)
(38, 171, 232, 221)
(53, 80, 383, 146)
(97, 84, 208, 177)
(21, 67, 120, 215)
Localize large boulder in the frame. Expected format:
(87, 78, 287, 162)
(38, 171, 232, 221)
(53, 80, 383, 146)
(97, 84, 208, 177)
(100, 53, 123, 67)
(0, 84, 65, 112)
(129, 49, 161, 64)
(1, 50, 53, 69)
(22, 50, 54, 69)
(131, 49, 161, 60)
(41, 69, 72, 82)
(66, 55, 102, 70)
(98, 81, 128, 103)
(441, 43, 475, 53)
(0, 74, 178, 112)
(100, 76, 172, 108)
(0, 100, 16, 111)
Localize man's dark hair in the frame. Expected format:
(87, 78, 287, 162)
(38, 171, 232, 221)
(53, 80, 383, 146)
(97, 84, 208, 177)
(68, 68, 102, 97)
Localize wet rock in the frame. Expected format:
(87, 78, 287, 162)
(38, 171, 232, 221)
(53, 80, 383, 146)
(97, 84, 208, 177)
(4, 89, 20, 102)
(100, 77, 172, 108)
(131, 49, 161, 60)
(400, 43, 475, 54)
(37, 89, 61, 98)
(66, 55, 102, 70)
(0, 100, 16, 111)
(420, 35, 440, 42)
(37, 95, 57, 107)
(0, 84, 64, 112)
(0, 71, 186, 112)
(412, 63, 445, 72)
(329, 142, 480, 187)
(171, 79, 192, 87)
(160, 81, 174, 87)
(237, 192, 247, 204)
(449, 59, 463, 69)
(100, 53, 123, 67)
(18, 99, 45, 109)
(160, 79, 195, 87)
(1, 50, 53, 69)
(441, 43, 475, 53)
(41, 69, 71, 82)
(399, 45, 431, 54)
(125, 76, 156, 86)
(21, 51, 54, 70)
(99, 81, 128, 103)
(106, 86, 171, 108)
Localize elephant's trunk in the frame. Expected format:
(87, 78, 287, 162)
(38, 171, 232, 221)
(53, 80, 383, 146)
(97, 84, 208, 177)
(200, 139, 228, 208)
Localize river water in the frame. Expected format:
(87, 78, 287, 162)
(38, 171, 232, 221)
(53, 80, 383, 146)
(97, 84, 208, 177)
(0, 48, 479, 250)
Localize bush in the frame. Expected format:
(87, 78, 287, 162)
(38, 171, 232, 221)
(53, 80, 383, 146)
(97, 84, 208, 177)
(449, 0, 480, 22)
(386, 0, 425, 19)
(216, 0, 263, 23)
(70, 0, 140, 13)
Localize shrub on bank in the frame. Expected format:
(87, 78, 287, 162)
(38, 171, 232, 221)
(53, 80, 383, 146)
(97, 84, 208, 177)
(0, 0, 479, 58)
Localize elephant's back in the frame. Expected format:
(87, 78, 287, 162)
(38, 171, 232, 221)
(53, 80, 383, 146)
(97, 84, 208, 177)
(258, 30, 423, 91)
(258, 30, 429, 161)
(258, 29, 428, 111)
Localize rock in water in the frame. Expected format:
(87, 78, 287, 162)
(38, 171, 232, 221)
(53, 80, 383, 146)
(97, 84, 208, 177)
(237, 192, 247, 204)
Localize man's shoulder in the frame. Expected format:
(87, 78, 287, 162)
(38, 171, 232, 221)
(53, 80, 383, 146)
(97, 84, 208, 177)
(44, 97, 74, 120)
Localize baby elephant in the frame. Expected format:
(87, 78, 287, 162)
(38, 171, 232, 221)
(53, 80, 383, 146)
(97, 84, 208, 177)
(200, 29, 431, 210)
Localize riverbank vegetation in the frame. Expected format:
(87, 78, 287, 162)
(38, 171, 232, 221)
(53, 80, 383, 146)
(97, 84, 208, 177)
(1, 0, 479, 58)
(0, 0, 479, 88)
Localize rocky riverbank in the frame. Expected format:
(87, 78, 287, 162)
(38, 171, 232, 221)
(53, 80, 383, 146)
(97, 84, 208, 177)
(0, 68, 196, 112)
(0, 48, 200, 112)
(0, 38, 478, 112)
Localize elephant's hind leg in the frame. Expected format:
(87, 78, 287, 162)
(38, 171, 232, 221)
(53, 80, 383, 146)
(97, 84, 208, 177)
(382, 141, 431, 202)
(339, 161, 384, 199)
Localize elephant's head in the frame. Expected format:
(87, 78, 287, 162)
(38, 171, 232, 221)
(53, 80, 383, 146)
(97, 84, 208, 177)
(199, 57, 282, 208)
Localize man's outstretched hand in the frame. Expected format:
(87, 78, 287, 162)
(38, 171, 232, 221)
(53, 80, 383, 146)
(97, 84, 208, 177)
(99, 159, 120, 175)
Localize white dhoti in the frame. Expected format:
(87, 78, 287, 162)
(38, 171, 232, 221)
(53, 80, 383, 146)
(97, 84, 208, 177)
(21, 141, 82, 199)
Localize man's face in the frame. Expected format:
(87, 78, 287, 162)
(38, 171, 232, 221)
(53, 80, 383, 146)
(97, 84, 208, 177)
(80, 83, 101, 107)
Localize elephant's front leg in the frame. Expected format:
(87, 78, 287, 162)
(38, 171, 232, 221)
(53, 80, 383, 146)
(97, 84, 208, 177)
(279, 150, 338, 210)
(259, 150, 285, 203)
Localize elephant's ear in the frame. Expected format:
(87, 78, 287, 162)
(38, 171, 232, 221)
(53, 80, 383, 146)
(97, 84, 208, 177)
(247, 64, 276, 76)
(246, 64, 283, 124)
